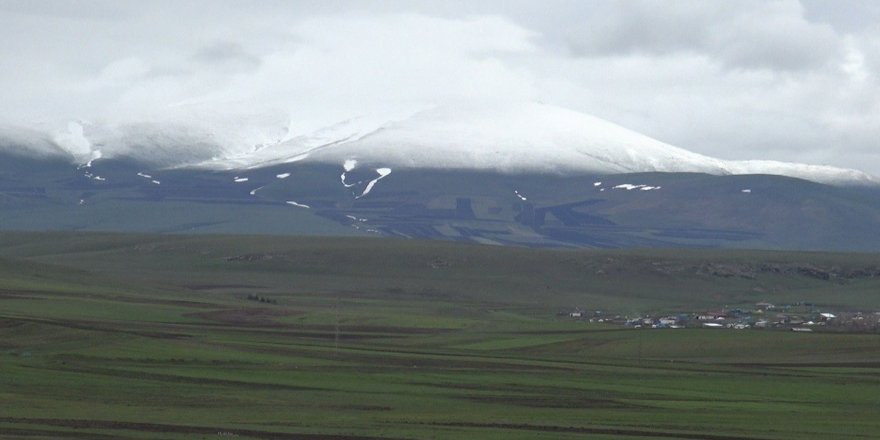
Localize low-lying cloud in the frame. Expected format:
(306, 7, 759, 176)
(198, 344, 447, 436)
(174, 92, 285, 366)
(0, 0, 878, 174)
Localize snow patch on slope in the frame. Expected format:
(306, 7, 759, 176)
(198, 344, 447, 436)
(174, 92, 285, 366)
(357, 168, 392, 199)
(613, 183, 659, 191)
(340, 159, 359, 188)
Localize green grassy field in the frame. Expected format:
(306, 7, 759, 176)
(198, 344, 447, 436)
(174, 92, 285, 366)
(1, 232, 879, 439)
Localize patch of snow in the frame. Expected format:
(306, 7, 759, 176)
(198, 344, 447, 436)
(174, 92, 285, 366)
(613, 183, 660, 191)
(92, 175, 106, 181)
(357, 168, 392, 199)
(151, 180, 161, 185)
(250, 186, 264, 196)
(76, 149, 104, 170)
(340, 159, 362, 188)
(285, 200, 310, 208)
(514, 190, 527, 201)
(234, 177, 249, 183)
(600, 188, 605, 192)
(613, 184, 644, 190)
(593, 181, 602, 187)
(741, 189, 752, 193)
(276, 173, 290, 179)
(137, 172, 152, 179)
(79, 199, 85, 205)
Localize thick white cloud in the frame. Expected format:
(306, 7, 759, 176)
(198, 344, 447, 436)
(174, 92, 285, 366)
(561, 1, 829, 69)
(0, 0, 878, 174)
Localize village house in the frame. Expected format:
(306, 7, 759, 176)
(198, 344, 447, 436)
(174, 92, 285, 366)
(658, 317, 679, 326)
(697, 312, 726, 321)
(755, 302, 776, 311)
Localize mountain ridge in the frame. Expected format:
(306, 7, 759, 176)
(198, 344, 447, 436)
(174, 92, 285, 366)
(2, 144, 880, 251)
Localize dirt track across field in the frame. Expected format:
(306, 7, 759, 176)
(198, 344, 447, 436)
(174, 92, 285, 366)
(0, 418, 400, 440)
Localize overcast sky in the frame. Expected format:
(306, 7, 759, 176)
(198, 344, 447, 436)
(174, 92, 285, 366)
(1, 0, 879, 174)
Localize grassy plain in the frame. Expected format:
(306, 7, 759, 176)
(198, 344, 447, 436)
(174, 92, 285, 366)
(1, 232, 879, 439)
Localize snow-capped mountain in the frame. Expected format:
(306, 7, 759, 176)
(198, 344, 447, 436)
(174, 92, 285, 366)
(8, 101, 879, 186)
(4, 127, 880, 250)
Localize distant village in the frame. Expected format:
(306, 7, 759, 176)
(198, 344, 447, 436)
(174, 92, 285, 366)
(562, 302, 880, 332)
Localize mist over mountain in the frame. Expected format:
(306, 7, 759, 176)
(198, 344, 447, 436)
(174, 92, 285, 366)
(4, 101, 877, 187)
